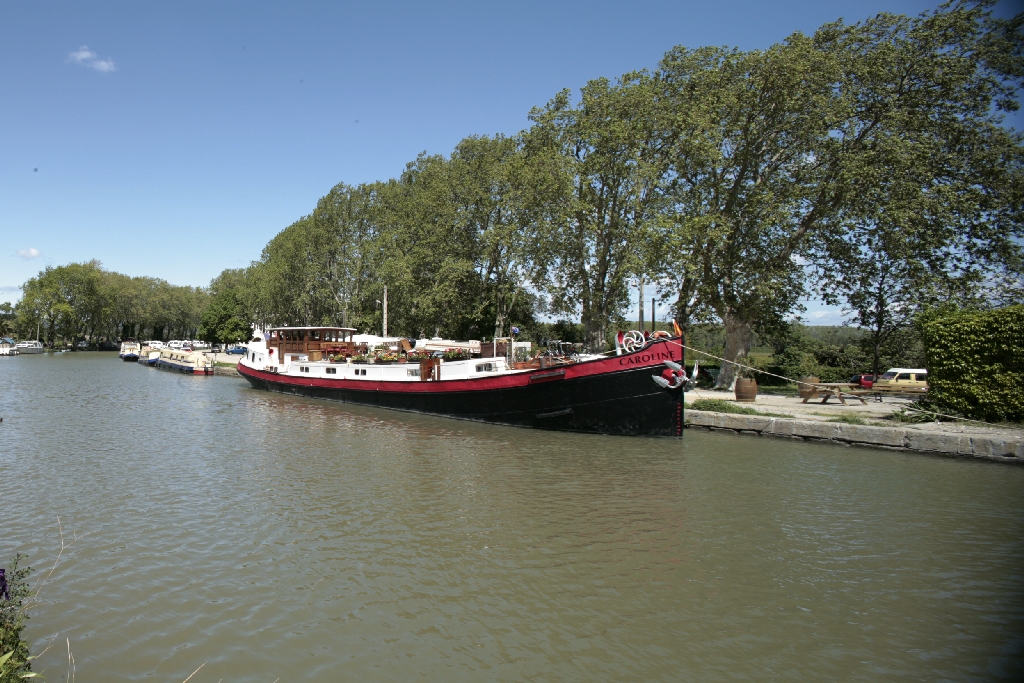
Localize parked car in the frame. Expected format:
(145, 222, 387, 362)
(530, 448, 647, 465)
(226, 345, 247, 355)
(874, 368, 928, 393)
(849, 374, 875, 389)
(211, 344, 223, 353)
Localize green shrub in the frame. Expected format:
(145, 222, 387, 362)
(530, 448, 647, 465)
(919, 305, 1024, 422)
(0, 555, 33, 683)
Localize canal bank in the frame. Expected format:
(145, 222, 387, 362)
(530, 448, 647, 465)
(685, 409, 1023, 463)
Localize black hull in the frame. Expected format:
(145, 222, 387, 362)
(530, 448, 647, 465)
(240, 361, 683, 436)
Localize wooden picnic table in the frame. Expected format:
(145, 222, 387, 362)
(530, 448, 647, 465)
(802, 382, 870, 405)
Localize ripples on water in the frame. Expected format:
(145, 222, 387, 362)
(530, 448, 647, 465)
(1, 354, 1022, 681)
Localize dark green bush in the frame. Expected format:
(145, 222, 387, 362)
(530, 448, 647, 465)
(0, 555, 33, 683)
(919, 305, 1024, 423)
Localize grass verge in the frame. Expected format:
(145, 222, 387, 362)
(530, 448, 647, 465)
(826, 414, 870, 425)
(689, 398, 794, 418)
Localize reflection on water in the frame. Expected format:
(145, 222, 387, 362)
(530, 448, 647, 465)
(1, 354, 1022, 681)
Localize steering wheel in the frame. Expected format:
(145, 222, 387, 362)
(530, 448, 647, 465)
(621, 330, 646, 353)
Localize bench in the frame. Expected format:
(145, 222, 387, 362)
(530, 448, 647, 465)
(802, 383, 871, 405)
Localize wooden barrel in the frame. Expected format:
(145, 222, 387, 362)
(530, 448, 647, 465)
(735, 377, 758, 403)
(797, 375, 820, 399)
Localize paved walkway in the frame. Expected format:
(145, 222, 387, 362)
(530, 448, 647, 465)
(684, 388, 1022, 441)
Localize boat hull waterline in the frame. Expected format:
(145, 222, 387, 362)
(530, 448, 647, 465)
(238, 341, 685, 436)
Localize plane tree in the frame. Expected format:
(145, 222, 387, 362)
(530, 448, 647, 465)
(526, 76, 666, 350)
(653, 1, 1023, 388)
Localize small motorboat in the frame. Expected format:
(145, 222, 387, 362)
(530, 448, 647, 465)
(15, 340, 44, 354)
(137, 349, 161, 366)
(119, 340, 141, 362)
(0, 338, 18, 356)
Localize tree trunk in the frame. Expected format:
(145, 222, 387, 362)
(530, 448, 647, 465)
(582, 313, 604, 353)
(871, 336, 881, 381)
(714, 313, 754, 391)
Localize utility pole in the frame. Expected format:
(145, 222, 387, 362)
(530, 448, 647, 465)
(638, 277, 644, 332)
(382, 285, 388, 337)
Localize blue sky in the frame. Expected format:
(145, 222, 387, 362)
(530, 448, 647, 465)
(2, 0, 1019, 325)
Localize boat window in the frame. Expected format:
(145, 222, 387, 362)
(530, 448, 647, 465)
(476, 363, 494, 373)
(301, 366, 309, 373)
(326, 367, 337, 374)
(896, 373, 912, 380)
(407, 369, 420, 377)
(311, 330, 321, 341)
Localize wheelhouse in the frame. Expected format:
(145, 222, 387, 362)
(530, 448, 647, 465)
(267, 326, 362, 363)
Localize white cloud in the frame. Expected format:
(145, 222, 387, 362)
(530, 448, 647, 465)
(0, 286, 20, 293)
(68, 46, 96, 63)
(16, 248, 41, 259)
(68, 45, 116, 72)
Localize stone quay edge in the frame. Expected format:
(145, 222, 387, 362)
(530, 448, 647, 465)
(684, 410, 1023, 464)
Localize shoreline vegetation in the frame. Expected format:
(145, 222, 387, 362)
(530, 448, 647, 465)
(0, 556, 32, 683)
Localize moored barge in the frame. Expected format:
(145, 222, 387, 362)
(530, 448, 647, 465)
(238, 327, 692, 436)
(156, 348, 213, 375)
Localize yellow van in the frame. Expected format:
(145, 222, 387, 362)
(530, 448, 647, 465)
(874, 368, 928, 393)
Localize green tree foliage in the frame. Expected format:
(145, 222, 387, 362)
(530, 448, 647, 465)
(652, 1, 1023, 388)
(0, 555, 33, 683)
(244, 137, 543, 340)
(0, 303, 14, 337)
(198, 289, 250, 345)
(919, 305, 1024, 422)
(807, 1, 1024, 379)
(15, 262, 208, 345)
(527, 77, 664, 350)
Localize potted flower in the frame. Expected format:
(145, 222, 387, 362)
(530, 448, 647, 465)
(442, 348, 470, 361)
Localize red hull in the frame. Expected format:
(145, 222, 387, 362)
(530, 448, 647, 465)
(238, 339, 686, 436)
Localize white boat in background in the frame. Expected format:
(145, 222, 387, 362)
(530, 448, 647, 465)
(156, 348, 213, 375)
(120, 340, 141, 362)
(15, 340, 44, 354)
(138, 349, 161, 366)
(0, 338, 18, 356)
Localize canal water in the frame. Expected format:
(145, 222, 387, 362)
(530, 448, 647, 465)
(1, 353, 1022, 682)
